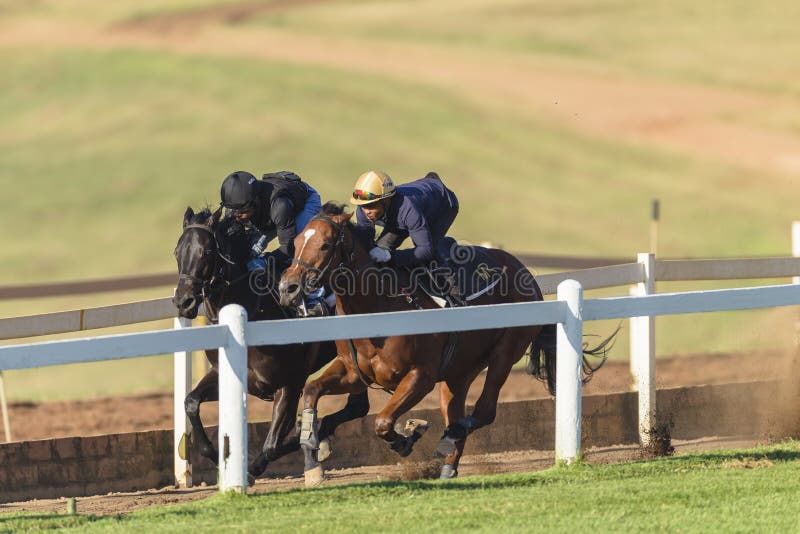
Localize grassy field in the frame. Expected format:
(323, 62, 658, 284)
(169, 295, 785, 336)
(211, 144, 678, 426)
(1, 1, 798, 401)
(4, 440, 800, 532)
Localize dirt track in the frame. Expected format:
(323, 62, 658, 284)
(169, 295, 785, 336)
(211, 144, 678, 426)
(2, 350, 797, 516)
(7, 350, 797, 443)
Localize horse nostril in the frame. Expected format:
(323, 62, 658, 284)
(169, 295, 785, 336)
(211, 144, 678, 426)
(179, 296, 196, 311)
(286, 284, 299, 296)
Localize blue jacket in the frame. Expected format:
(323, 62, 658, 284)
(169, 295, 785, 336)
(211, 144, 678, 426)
(355, 172, 458, 267)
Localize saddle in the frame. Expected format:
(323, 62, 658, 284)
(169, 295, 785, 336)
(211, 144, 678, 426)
(409, 237, 508, 308)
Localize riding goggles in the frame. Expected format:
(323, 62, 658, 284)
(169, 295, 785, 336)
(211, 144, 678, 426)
(226, 202, 254, 216)
(352, 189, 385, 202)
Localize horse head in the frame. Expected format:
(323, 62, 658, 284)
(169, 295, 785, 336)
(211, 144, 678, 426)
(173, 206, 249, 319)
(278, 203, 357, 309)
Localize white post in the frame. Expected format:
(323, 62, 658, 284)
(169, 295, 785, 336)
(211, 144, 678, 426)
(173, 317, 193, 487)
(218, 304, 248, 493)
(793, 222, 800, 347)
(631, 253, 656, 445)
(556, 279, 583, 464)
(0, 371, 11, 443)
(629, 285, 638, 381)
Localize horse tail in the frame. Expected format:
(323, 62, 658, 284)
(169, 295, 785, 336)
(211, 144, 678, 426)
(527, 324, 620, 396)
(527, 323, 558, 396)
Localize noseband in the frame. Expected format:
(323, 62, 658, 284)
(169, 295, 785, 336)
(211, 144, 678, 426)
(289, 216, 357, 287)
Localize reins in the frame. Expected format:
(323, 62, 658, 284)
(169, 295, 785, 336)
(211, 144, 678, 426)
(179, 223, 262, 322)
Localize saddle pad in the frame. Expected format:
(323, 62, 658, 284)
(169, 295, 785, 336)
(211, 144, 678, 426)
(412, 240, 507, 304)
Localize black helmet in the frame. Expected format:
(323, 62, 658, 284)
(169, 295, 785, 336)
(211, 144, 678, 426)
(220, 171, 257, 210)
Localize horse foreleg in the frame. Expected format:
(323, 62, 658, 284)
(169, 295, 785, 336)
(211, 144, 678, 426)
(184, 368, 219, 464)
(317, 390, 370, 462)
(374, 367, 436, 457)
(248, 383, 302, 481)
(300, 358, 365, 487)
(435, 380, 468, 478)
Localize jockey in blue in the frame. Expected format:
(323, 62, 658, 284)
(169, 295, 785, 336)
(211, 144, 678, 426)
(220, 170, 334, 316)
(351, 170, 460, 269)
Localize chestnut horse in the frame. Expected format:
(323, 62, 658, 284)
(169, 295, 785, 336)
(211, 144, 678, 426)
(279, 203, 609, 485)
(173, 207, 369, 480)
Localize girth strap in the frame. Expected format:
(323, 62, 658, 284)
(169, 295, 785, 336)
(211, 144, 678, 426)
(345, 330, 458, 396)
(439, 332, 458, 377)
(346, 339, 393, 395)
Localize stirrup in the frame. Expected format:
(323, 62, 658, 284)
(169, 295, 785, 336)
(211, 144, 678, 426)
(303, 299, 329, 317)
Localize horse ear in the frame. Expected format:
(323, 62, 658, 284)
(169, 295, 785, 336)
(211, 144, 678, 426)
(333, 212, 354, 225)
(210, 206, 223, 227)
(183, 206, 194, 228)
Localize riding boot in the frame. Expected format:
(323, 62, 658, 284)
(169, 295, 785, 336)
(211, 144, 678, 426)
(440, 259, 466, 307)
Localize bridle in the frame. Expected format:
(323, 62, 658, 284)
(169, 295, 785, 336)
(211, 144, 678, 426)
(288, 215, 359, 291)
(177, 224, 243, 316)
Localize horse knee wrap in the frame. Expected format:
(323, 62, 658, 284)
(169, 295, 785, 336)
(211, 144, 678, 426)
(184, 396, 200, 417)
(459, 416, 479, 433)
(299, 409, 320, 450)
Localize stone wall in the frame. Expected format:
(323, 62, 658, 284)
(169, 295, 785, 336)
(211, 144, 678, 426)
(1, 380, 795, 503)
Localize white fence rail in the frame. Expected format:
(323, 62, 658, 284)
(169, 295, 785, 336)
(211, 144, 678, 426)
(0, 222, 798, 484)
(1, 281, 798, 491)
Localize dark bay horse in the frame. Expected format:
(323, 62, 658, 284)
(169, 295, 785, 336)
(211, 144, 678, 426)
(173, 206, 369, 479)
(279, 203, 609, 485)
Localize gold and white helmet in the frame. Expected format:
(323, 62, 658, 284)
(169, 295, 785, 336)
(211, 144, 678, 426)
(350, 170, 396, 205)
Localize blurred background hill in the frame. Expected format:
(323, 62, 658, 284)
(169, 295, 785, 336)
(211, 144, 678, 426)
(0, 0, 797, 400)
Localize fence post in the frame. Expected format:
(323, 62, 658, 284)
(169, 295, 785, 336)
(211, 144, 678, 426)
(629, 285, 638, 380)
(556, 279, 583, 464)
(631, 253, 656, 445)
(793, 222, 800, 348)
(173, 317, 193, 487)
(0, 371, 11, 443)
(218, 304, 248, 493)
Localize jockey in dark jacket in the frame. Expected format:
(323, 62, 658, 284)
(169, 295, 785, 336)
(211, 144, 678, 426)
(352, 170, 459, 268)
(220, 170, 332, 315)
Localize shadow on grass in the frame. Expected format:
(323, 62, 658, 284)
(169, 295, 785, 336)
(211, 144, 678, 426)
(255, 442, 800, 497)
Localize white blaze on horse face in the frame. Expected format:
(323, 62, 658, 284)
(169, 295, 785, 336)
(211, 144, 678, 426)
(298, 228, 316, 260)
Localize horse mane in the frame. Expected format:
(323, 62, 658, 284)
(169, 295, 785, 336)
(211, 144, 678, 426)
(317, 202, 346, 217)
(316, 202, 373, 250)
(185, 206, 250, 263)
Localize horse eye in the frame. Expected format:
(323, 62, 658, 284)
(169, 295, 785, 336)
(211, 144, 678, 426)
(320, 243, 332, 251)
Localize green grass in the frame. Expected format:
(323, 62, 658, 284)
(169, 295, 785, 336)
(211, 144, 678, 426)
(242, 0, 800, 98)
(4, 441, 800, 532)
(1, 2, 798, 401)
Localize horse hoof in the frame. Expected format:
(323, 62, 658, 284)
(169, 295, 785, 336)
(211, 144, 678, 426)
(403, 418, 429, 436)
(440, 464, 458, 479)
(247, 473, 256, 487)
(317, 438, 333, 463)
(304, 465, 325, 488)
(434, 437, 457, 459)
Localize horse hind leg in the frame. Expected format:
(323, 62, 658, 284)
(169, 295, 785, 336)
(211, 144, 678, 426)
(435, 380, 469, 479)
(435, 330, 532, 458)
(184, 368, 220, 464)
